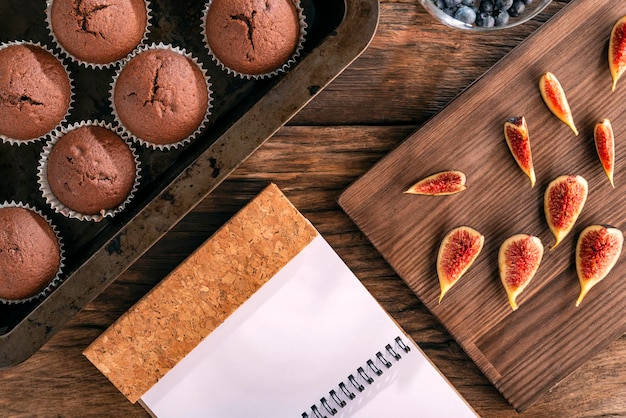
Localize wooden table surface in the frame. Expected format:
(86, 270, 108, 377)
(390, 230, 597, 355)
(1, 0, 625, 416)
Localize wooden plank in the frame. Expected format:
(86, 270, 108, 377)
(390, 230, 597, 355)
(292, 1, 568, 126)
(339, 0, 626, 411)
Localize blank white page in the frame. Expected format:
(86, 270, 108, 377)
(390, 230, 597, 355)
(140, 235, 477, 418)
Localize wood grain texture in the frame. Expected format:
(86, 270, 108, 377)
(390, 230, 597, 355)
(293, 1, 564, 126)
(2, 0, 626, 417)
(339, 0, 626, 412)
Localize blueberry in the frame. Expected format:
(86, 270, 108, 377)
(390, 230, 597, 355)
(460, 0, 475, 5)
(444, 0, 462, 7)
(434, 0, 446, 9)
(479, 0, 494, 14)
(443, 7, 457, 16)
(508, 0, 525, 16)
(523, 0, 533, 4)
(476, 11, 495, 27)
(454, 5, 477, 24)
(494, 0, 513, 9)
(494, 9, 510, 26)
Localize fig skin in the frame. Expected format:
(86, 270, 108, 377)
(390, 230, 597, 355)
(609, 15, 626, 92)
(594, 119, 615, 188)
(437, 226, 484, 302)
(405, 170, 467, 196)
(504, 116, 536, 187)
(539, 72, 578, 136)
(575, 225, 623, 307)
(544, 175, 588, 250)
(498, 234, 543, 311)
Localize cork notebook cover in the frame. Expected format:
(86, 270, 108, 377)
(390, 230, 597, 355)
(84, 183, 476, 417)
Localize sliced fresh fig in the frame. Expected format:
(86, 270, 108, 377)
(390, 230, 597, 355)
(504, 116, 536, 187)
(405, 170, 467, 196)
(539, 72, 578, 136)
(437, 226, 484, 302)
(609, 15, 626, 92)
(594, 119, 615, 187)
(544, 175, 588, 250)
(575, 225, 623, 307)
(498, 234, 543, 311)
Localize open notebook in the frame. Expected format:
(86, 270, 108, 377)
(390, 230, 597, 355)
(84, 183, 477, 417)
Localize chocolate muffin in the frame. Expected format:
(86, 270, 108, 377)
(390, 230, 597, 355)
(44, 124, 137, 217)
(49, 0, 149, 65)
(203, 0, 302, 76)
(0, 206, 61, 301)
(0, 43, 72, 142)
(112, 46, 209, 146)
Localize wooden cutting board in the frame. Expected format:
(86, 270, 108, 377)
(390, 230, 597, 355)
(339, 0, 626, 412)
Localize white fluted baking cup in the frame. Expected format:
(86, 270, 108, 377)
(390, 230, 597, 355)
(0, 202, 65, 305)
(110, 43, 213, 151)
(201, 0, 307, 80)
(0, 41, 74, 146)
(45, 0, 152, 69)
(38, 120, 142, 222)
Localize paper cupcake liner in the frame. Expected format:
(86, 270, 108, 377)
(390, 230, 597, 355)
(0, 201, 65, 305)
(45, 0, 152, 69)
(201, 0, 308, 80)
(0, 41, 75, 146)
(110, 43, 213, 151)
(37, 120, 142, 222)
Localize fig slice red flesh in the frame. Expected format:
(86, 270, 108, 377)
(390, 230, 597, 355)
(437, 226, 484, 302)
(609, 15, 626, 92)
(575, 225, 624, 307)
(539, 72, 578, 136)
(504, 116, 536, 187)
(544, 175, 588, 250)
(594, 119, 615, 187)
(405, 170, 467, 196)
(498, 234, 544, 311)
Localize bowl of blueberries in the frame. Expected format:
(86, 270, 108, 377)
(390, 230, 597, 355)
(419, 0, 552, 30)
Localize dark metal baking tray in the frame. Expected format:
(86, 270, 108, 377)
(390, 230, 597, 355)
(0, 0, 379, 368)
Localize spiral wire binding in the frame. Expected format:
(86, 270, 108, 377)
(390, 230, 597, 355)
(302, 336, 411, 418)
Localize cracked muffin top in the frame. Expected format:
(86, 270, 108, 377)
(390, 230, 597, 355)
(112, 47, 209, 146)
(45, 125, 137, 216)
(0, 44, 71, 142)
(49, 0, 148, 65)
(0, 206, 61, 301)
(204, 0, 301, 76)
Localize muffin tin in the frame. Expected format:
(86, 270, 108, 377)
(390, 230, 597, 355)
(0, 0, 379, 367)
